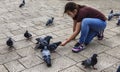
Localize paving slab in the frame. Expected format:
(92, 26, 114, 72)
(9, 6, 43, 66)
(0, 65, 8, 72)
(19, 55, 43, 68)
(22, 56, 76, 72)
(4, 60, 25, 72)
(0, 52, 20, 64)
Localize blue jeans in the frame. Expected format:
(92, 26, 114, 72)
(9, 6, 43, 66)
(79, 18, 106, 44)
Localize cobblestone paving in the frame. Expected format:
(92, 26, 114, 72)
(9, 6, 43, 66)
(0, 0, 120, 72)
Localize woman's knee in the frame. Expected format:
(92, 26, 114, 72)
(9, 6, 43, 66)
(82, 18, 90, 24)
(81, 18, 90, 27)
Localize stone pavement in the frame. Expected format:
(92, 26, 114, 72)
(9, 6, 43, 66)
(0, 0, 120, 72)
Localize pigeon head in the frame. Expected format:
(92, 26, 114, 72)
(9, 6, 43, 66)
(52, 17, 54, 20)
(56, 41, 62, 46)
(92, 54, 98, 58)
(8, 37, 12, 40)
(9, 37, 12, 39)
(48, 36, 53, 39)
(36, 38, 40, 42)
(23, 0, 25, 4)
(110, 10, 113, 14)
(26, 30, 28, 33)
(46, 36, 53, 39)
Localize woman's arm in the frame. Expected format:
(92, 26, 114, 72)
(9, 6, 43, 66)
(61, 22, 81, 46)
(73, 20, 77, 32)
(67, 22, 81, 42)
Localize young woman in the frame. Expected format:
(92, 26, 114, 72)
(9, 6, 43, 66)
(60, 2, 107, 53)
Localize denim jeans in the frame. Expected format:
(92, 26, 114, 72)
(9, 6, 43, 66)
(79, 18, 106, 44)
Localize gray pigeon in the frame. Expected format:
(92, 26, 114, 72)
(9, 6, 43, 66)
(24, 30, 32, 39)
(19, 0, 25, 8)
(44, 36, 53, 44)
(36, 37, 48, 45)
(41, 46, 51, 67)
(35, 37, 48, 49)
(46, 17, 54, 26)
(48, 41, 61, 52)
(113, 13, 120, 17)
(6, 38, 14, 48)
(81, 54, 98, 70)
(108, 10, 114, 21)
(35, 36, 52, 49)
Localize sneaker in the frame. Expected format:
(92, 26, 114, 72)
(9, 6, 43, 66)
(84, 43, 89, 46)
(72, 43, 85, 53)
(74, 42, 80, 47)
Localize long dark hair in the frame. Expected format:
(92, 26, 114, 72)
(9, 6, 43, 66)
(64, 2, 85, 13)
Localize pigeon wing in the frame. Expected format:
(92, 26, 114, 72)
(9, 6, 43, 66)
(83, 58, 92, 67)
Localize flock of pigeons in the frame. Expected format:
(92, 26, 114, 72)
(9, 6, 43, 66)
(5, 0, 120, 71)
(6, 30, 61, 67)
(108, 10, 120, 25)
(35, 36, 61, 67)
(6, 0, 56, 68)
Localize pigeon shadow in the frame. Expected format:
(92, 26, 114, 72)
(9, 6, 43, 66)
(8, 46, 15, 52)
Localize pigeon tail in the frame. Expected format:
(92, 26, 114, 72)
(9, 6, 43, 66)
(46, 58, 51, 67)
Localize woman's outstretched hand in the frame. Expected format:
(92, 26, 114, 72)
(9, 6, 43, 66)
(60, 40, 68, 46)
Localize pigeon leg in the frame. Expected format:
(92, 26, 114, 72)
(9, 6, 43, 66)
(84, 66, 87, 68)
(92, 66, 97, 70)
(84, 66, 88, 69)
(9, 46, 14, 48)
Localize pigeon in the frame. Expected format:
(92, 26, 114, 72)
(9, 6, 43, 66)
(44, 36, 53, 44)
(35, 36, 52, 46)
(117, 16, 120, 25)
(36, 37, 48, 45)
(24, 30, 32, 39)
(113, 13, 120, 17)
(48, 41, 61, 52)
(35, 37, 48, 49)
(6, 38, 14, 48)
(81, 54, 98, 70)
(19, 0, 25, 8)
(41, 46, 51, 67)
(46, 17, 54, 26)
(108, 10, 114, 21)
(117, 66, 120, 72)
